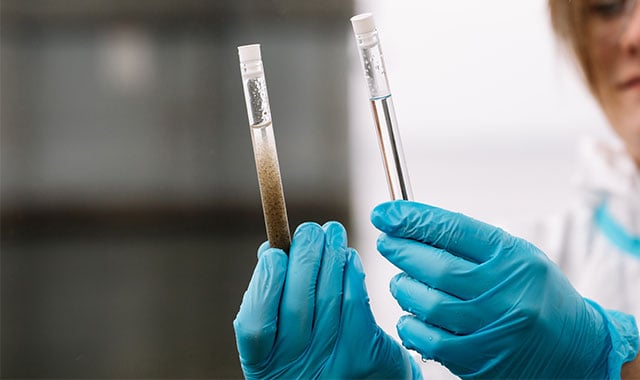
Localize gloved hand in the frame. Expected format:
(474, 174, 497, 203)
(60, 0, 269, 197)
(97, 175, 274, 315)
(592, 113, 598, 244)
(371, 200, 639, 379)
(233, 221, 422, 379)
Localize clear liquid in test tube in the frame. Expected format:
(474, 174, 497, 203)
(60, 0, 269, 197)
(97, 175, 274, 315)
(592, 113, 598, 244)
(351, 13, 413, 201)
(238, 44, 291, 252)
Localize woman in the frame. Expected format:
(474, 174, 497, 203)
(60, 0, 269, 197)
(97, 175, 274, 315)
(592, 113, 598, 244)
(233, 1, 640, 378)
(521, 0, 640, 342)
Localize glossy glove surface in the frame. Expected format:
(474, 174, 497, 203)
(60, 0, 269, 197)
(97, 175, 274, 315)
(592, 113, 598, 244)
(372, 200, 638, 379)
(233, 221, 421, 380)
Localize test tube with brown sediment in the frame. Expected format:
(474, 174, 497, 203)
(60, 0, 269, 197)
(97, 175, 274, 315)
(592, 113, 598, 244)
(238, 44, 291, 252)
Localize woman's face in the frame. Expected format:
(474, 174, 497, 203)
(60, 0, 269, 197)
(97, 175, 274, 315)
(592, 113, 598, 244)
(587, 0, 640, 165)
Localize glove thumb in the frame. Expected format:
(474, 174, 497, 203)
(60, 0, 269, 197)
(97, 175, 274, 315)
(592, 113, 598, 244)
(233, 249, 288, 366)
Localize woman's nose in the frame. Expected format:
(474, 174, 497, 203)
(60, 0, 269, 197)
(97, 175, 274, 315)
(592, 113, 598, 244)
(621, 1, 640, 56)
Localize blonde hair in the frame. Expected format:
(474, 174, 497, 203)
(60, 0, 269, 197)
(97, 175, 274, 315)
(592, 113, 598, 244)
(548, 1, 598, 96)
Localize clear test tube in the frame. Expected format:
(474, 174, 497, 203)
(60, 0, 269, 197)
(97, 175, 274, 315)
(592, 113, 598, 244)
(351, 13, 413, 201)
(238, 44, 291, 252)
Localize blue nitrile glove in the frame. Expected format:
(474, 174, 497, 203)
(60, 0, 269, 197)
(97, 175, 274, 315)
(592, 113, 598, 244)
(233, 221, 422, 379)
(371, 200, 639, 379)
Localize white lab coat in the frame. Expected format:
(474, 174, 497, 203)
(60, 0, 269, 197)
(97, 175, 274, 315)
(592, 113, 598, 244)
(516, 138, 640, 323)
(420, 138, 640, 379)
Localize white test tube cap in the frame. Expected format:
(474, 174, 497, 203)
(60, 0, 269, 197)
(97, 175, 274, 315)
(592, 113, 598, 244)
(238, 44, 261, 63)
(350, 13, 376, 35)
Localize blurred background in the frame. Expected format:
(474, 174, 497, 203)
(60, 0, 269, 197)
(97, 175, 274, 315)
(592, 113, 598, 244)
(0, 0, 617, 379)
(1, 1, 352, 378)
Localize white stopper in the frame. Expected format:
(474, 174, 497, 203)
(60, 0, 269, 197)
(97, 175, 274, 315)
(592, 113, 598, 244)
(350, 13, 376, 35)
(238, 44, 261, 63)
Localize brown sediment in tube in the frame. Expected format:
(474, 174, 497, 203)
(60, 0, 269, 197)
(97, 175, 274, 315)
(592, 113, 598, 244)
(253, 125, 291, 252)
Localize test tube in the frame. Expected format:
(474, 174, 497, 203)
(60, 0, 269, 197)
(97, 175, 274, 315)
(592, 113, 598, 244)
(351, 13, 413, 201)
(238, 44, 291, 252)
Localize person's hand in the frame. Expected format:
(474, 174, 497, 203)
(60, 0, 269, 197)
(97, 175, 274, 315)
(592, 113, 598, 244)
(233, 221, 422, 379)
(371, 200, 639, 379)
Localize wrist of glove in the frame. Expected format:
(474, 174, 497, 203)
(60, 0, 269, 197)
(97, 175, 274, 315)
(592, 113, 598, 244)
(372, 200, 638, 379)
(234, 221, 423, 380)
(587, 300, 639, 379)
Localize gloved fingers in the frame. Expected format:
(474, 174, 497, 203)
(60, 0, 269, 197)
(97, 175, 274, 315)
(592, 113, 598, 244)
(377, 234, 489, 299)
(274, 222, 325, 361)
(340, 248, 375, 326)
(390, 273, 491, 335)
(324, 250, 418, 380)
(396, 315, 477, 376)
(309, 222, 349, 353)
(371, 201, 514, 264)
(257, 240, 270, 259)
(328, 248, 378, 369)
(233, 248, 288, 366)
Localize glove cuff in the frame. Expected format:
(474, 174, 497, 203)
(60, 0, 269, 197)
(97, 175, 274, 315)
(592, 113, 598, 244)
(585, 299, 639, 379)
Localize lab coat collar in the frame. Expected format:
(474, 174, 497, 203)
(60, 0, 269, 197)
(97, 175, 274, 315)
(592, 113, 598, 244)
(574, 136, 640, 237)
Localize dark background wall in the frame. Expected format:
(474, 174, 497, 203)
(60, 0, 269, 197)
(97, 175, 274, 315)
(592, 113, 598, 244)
(1, 1, 353, 378)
